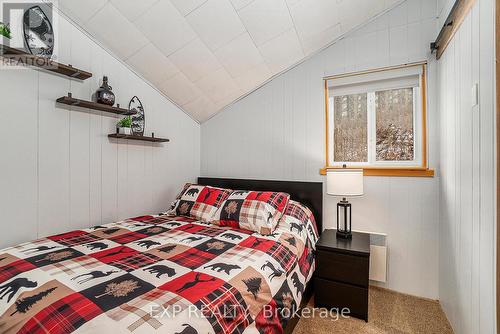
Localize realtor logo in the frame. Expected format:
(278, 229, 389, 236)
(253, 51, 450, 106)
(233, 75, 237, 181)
(1, 0, 58, 69)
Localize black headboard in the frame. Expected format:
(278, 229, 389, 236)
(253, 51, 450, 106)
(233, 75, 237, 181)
(198, 177, 323, 234)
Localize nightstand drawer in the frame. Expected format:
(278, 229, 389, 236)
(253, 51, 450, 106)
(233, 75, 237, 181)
(314, 277, 368, 321)
(315, 249, 369, 287)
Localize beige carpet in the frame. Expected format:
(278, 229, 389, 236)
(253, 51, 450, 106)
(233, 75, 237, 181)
(293, 286, 453, 334)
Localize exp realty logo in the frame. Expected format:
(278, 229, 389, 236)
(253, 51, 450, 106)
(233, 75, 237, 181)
(1, 0, 58, 68)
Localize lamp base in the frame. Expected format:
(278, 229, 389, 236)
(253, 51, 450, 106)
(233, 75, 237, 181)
(336, 198, 352, 240)
(336, 230, 352, 239)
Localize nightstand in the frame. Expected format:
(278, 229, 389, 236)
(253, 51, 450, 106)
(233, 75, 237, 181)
(314, 229, 370, 321)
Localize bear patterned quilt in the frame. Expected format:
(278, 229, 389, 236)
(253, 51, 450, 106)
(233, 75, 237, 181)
(0, 207, 318, 333)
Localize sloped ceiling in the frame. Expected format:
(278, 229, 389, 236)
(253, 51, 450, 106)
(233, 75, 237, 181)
(57, 0, 401, 122)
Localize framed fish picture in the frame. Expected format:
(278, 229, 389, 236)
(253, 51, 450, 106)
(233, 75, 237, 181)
(23, 6, 54, 58)
(129, 96, 145, 136)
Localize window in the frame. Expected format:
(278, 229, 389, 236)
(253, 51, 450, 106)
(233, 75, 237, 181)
(323, 63, 433, 177)
(375, 88, 415, 162)
(333, 93, 368, 162)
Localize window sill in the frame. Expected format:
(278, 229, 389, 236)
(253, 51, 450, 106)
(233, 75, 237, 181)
(320, 166, 435, 177)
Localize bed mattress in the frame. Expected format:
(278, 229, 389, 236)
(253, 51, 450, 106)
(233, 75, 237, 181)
(0, 212, 318, 334)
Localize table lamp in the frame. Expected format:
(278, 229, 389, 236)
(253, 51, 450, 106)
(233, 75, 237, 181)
(327, 167, 364, 239)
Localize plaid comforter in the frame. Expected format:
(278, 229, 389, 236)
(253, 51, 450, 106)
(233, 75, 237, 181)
(0, 210, 318, 334)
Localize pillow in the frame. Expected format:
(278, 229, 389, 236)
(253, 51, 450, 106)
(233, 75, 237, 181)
(211, 190, 290, 235)
(167, 183, 232, 222)
(280, 200, 319, 247)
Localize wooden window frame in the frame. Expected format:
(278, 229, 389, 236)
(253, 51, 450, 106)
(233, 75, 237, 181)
(320, 62, 435, 177)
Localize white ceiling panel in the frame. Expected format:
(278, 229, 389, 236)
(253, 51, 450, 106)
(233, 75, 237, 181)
(213, 88, 246, 111)
(233, 61, 271, 92)
(195, 67, 240, 103)
(300, 23, 342, 56)
(186, 0, 246, 51)
(61, 0, 400, 122)
(169, 38, 222, 82)
(289, 0, 341, 41)
(85, 3, 149, 59)
(285, 0, 302, 7)
(158, 72, 201, 106)
(57, 0, 107, 25)
(237, 0, 294, 46)
(126, 43, 180, 86)
(258, 28, 304, 73)
(110, 0, 158, 22)
(170, 0, 208, 16)
(230, 0, 255, 11)
(182, 95, 217, 122)
(214, 32, 264, 78)
(134, 1, 197, 56)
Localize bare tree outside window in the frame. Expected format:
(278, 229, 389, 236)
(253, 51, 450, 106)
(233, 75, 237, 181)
(333, 93, 368, 162)
(375, 88, 414, 161)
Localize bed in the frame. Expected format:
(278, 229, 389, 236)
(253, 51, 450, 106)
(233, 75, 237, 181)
(0, 178, 322, 334)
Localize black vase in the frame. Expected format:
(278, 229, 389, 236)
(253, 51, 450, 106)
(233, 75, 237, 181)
(96, 76, 115, 106)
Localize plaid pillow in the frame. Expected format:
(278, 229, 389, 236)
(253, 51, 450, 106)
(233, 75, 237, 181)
(281, 200, 319, 246)
(211, 190, 290, 235)
(166, 184, 232, 222)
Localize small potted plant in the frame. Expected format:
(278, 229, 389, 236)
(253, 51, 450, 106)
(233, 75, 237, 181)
(117, 116, 132, 135)
(0, 22, 11, 45)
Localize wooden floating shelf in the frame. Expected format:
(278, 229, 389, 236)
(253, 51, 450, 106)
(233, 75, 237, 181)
(108, 134, 170, 143)
(57, 95, 134, 115)
(0, 44, 92, 80)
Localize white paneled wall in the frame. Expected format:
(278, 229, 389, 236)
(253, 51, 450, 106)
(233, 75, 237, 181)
(0, 13, 200, 249)
(437, 0, 455, 27)
(202, 0, 440, 299)
(437, 0, 496, 333)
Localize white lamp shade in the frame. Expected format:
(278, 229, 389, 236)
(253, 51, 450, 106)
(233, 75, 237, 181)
(327, 169, 364, 197)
